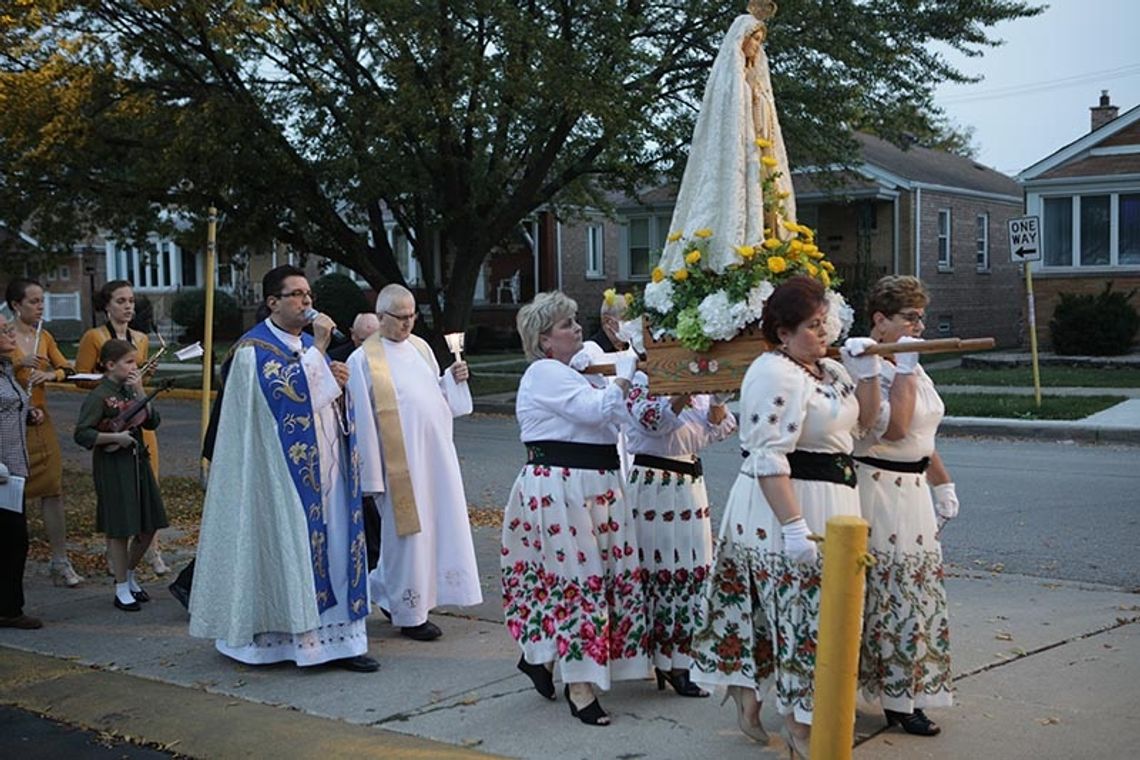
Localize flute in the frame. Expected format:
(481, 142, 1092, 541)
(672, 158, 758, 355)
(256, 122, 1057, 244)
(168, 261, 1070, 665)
(25, 319, 44, 395)
(582, 337, 996, 376)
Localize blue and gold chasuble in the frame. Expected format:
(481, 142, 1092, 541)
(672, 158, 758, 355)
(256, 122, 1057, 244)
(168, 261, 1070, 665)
(241, 321, 368, 621)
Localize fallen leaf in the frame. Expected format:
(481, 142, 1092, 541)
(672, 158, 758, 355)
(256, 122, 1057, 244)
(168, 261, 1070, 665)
(995, 632, 1014, 641)
(1038, 716, 1061, 726)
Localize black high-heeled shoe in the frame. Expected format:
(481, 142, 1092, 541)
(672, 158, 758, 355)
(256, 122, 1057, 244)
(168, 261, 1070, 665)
(517, 655, 556, 700)
(654, 667, 709, 698)
(885, 708, 941, 736)
(564, 684, 610, 726)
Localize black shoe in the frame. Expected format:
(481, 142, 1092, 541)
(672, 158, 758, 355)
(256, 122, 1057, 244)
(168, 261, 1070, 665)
(114, 596, 142, 612)
(400, 621, 442, 641)
(564, 685, 610, 726)
(885, 708, 941, 736)
(378, 607, 392, 622)
(655, 667, 709, 697)
(132, 588, 151, 603)
(517, 655, 556, 700)
(168, 580, 191, 610)
(334, 655, 380, 673)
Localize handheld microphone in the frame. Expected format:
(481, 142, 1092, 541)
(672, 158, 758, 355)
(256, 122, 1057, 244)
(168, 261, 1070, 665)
(304, 308, 346, 341)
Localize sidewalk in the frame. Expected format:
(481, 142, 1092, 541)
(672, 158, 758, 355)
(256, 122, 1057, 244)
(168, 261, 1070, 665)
(2, 521, 1138, 759)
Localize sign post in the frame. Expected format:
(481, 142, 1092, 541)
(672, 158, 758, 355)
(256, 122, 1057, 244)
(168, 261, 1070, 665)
(1009, 215, 1042, 407)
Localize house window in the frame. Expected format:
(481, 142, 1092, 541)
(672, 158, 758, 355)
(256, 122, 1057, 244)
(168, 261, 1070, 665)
(109, 240, 198, 290)
(625, 213, 670, 279)
(975, 213, 989, 271)
(1044, 196, 1073, 266)
(1122, 194, 1140, 265)
(585, 224, 604, 278)
(937, 209, 951, 269)
(1080, 195, 1111, 266)
(390, 227, 419, 286)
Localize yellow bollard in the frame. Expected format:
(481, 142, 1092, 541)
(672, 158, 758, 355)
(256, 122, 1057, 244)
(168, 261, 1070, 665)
(810, 515, 871, 760)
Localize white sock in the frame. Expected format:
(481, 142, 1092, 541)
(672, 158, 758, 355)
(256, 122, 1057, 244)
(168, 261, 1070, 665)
(115, 582, 135, 604)
(127, 570, 142, 593)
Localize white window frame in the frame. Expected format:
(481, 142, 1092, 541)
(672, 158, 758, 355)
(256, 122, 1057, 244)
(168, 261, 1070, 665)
(1035, 190, 1140, 269)
(43, 291, 81, 321)
(585, 223, 605, 279)
(106, 238, 199, 292)
(622, 213, 671, 281)
(387, 224, 420, 286)
(975, 213, 989, 271)
(937, 209, 952, 270)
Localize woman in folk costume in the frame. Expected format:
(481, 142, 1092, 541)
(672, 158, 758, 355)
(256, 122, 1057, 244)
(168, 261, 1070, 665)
(690, 277, 881, 757)
(854, 276, 957, 737)
(624, 377, 736, 698)
(502, 291, 647, 727)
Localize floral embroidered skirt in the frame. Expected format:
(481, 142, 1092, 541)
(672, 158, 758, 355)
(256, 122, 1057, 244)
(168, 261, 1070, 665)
(855, 463, 953, 712)
(690, 472, 860, 725)
(500, 463, 650, 690)
(627, 463, 713, 671)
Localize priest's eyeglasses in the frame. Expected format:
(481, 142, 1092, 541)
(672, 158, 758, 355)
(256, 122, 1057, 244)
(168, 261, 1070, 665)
(384, 311, 417, 323)
(277, 289, 314, 301)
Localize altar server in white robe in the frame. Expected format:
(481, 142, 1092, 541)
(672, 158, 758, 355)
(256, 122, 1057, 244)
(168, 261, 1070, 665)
(346, 284, 482, 641)
(189, 266, 377, 672)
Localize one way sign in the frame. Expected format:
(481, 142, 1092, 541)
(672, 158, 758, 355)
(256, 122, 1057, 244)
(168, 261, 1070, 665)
(1008, 215, 1041, 262)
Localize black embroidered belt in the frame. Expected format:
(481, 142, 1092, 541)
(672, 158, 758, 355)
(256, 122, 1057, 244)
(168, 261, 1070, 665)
(633, 453, 703, 478)
(854, 455, 931, 474)
(525, 440, 620, 471)
(741, 449, 857, 488)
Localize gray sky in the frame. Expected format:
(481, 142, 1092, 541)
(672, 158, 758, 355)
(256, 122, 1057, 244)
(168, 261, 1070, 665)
(934, 0, 1140, 176)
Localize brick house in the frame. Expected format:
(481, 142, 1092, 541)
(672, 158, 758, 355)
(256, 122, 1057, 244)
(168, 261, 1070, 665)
(554, 133, 1024, 344)
(1018, 92, 1140, 348)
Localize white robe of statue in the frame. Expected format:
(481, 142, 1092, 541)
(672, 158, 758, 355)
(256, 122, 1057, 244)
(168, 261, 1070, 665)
(658, 13, 797, 274)
(346, 338, 483, 627)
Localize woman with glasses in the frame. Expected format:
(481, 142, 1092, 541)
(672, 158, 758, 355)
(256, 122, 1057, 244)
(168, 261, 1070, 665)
(854, 275, 957, 737)
(76, 280, 168, 576)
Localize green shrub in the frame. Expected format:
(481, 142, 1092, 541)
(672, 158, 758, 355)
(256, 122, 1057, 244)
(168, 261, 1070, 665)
(1049, 282, 1139, 356)
(171, 288, 241, 341)
(312, 273, 370, 336)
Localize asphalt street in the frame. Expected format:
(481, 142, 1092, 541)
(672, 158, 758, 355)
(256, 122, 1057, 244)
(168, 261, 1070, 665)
(46, 391, 1140, 589)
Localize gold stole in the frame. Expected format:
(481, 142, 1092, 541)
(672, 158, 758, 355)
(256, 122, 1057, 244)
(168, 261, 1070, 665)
(362, 333, 435, 537)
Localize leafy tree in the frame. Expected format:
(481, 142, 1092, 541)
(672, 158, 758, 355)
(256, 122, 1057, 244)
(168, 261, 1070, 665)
(0, 0, 1041, 345)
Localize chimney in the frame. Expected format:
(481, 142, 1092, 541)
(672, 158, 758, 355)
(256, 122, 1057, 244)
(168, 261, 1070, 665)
(1090, 90, 1119, 132)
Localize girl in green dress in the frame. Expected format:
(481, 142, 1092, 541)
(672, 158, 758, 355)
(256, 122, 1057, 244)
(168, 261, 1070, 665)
(74, 339, 167, 612)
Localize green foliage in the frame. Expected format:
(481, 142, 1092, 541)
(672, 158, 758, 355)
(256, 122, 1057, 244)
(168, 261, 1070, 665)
(0, 0, 1043, 344)
(940, 393, 1127, 420)
(170, 289, 241, 342)
(1049, 283, 1139, 356)
(312, 273, 370, 337)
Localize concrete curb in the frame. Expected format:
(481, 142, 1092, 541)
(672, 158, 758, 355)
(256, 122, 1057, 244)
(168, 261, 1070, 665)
(939, 417, 1140, 444)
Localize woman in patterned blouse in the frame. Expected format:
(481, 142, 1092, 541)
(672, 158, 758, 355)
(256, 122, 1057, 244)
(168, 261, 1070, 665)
(690, 276, 880, 756)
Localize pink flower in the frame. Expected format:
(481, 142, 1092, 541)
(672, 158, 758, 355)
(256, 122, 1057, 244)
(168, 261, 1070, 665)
(587, 575, 603, 593)
(557, 636, 570, 656)
(542, 616, 556, 635)
(507, 619, 523, 640)
(500, 546, 510, 556)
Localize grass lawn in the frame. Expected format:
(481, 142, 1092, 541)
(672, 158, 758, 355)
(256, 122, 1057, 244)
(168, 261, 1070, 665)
(468, 373, 521, 396)
(941, 393, 1127, 420)
(928, 365, 1140, 388)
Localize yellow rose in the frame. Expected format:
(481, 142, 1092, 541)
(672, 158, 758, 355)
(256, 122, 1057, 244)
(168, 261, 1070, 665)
(821, 260, 835, 273)
(754, 138, 773, 148)
(767, 256, 787, 274)
(667, 230, 683, 243)
(789, 239, 804, 252)
(762, 237, 782, 250)
(624, 291, 634, 304)
(651, 267, 665, 283)
(806, 263, 819, 276)
(804, 243, 819, 254)
(807, 250, 824, 260)
(820, 270, 831, 287)
(685, 250, 701, 266)
(781, 220, 799, 233)
(778, 191, 791, 200)
(734, 244, 756, 259)
(693, 228, 713, 239)
(761, 156, 778, 169)
(602, 288, 616, 306)
(672, 268, 689, 282)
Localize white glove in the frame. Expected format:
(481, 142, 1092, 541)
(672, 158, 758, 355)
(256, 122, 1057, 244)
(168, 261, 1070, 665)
(614, 353, 638, 382)
(932, 483, 959, 521)
(893, 336, 923, 375)
(780, 517, 818, 564)
(0, 461, 8, 484)
(840, 337, 880, 380)
(569, 350, 592, 372)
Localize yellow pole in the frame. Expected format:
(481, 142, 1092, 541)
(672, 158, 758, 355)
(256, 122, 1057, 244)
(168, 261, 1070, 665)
(199, 207, 217, 478)
(810, 515, 870, 760)
(1025, 264, 1042, 407)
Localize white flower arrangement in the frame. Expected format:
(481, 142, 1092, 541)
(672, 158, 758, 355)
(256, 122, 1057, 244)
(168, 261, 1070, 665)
(823, 289, 855, 345)
(698, 289, 751, 341)
(745, 280, 775, 324)
(643, 278, 676, 315)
